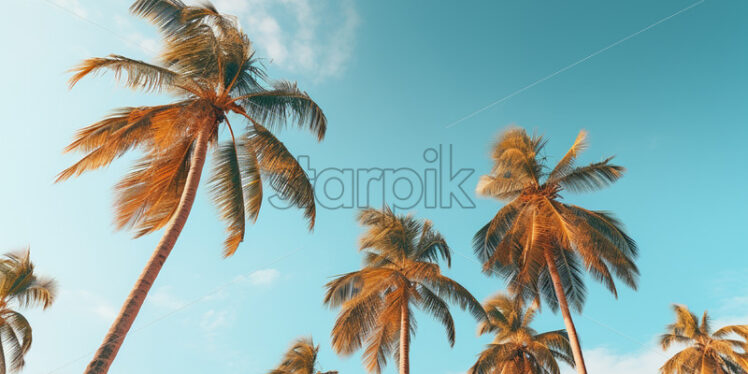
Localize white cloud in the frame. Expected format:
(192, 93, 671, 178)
(200, 308, 234, 334)
(560, 342, 676, 374)
(149, 286, 185, 310)
(242, 268, 281, 286)
(212, 0, 360, 80)
(560, 312, 748, 373)
(93, 304, 118, 320)
(68, 289, 118, 321)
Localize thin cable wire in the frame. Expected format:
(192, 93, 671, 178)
(444, 0, 705, 129)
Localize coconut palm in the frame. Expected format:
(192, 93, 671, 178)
(472, 128, 638, 374)
(324, 207, 485, 374)
(660, 304, 748, 373)
(468, 293, 573, 374)
(268, 337, 337, 374)
(57, 1, 326, 372)
(0, 250, 57, 373)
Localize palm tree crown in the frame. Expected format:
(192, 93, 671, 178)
(660, 304, 748, 374)
(324, 207, 485, 374)
(473, 128, 638, 307)
(268, 337, 337, 374)
(0, 251, 57, 373)
(468, 293, 573, 374)
(57, 1, 327, 372)
(58, 0, 326, 256)
(472, 128, 638, 374)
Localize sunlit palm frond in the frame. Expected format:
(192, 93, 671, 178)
(0, 251, 58, 310)
(249, 124, 316, 229)
(552, 157, 624, 193)
(209, 142, 246, 257)
(239, 134, 263, 221)
(490, 127, 546, 186)
(239, 81, 327, 141)
(660, 305, 748, 374)
(56, 106, 162, 182)
(69, 55, 182, 92)
(268, 337, 320, 374)
(547, 130, 587, 181)
(0, 251, 56, 373)
(415, 284, 456, 345)
(114, 136, 194, 235)
(130, 0, 187, 35)
(414, 220, 451, 266)
(470, 293, 573, 374)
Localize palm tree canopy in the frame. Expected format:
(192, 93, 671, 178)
(660, 304, 748, 374)
(473, 128, 638, 312)
(0, 251, 57, 373)
(469, 293, 574, 374)
(324, 207, 485, 373)
(57, 0, 327, 257)
(268, 337, 336, 374)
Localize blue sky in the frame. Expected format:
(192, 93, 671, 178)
(2, 0, 747, 373)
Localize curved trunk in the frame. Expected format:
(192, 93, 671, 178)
(545, 250, 588, 374)
(399, 301, 410, 374)
(84, 122, 214, 373)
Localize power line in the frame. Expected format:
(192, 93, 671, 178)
(444, 0, 705, 129)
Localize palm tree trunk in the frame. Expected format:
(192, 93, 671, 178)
(544, 250, 588, 374)
(84, 122, 214, 374)
(399, 301, 410, 374)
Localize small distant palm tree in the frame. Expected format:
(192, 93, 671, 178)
(324, 207, 485, 374)
(473, 128, 639, 374)
(468, 293, 573, 374)
(268, 337, 337, 374)
(660, 304, 748, 373)
(0, 250, 57, 373)
(57, 1, 326, 372)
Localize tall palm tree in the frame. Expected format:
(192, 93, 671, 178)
(472, 128, 639, 374)
(324, 207, 485, 374)
(660, 304, 748, 373)
(57, 1, 326, 372)
(468, 293, 573, 374)
(268, 337, 337, 374)
(0, 250, 57, 373)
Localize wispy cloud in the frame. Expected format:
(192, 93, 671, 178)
(561, 309, 748, 373)
(212, 0, 360, 81)
(239, 268, 281, 286)
(149, 286, 186, 310)
(67, 289, 118, 322)
(200, 308, 235, 336)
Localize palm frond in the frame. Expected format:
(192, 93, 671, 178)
(553, 157, 624, 193)
(209, 142, 246, 257)
(239, 81, 327, 141)
(547, 130, 587, 181)
(415, 284, 456, 346)
(69, 55, 182, 92)
(250, 124, 316, 229)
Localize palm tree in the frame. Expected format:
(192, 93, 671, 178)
(324, 207, 485, 374)
(57, 1, 326, 372)
(0, 250, 57, 373)
(268, 337, 337, 374)
(473, 128, 639, 374)
(468, 293, 573, 374)
(660, 304, 748, 373)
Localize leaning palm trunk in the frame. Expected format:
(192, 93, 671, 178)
(399, 302, 410, 374)
(85, 123, 214, 373)
(545, 250, 587, 374)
